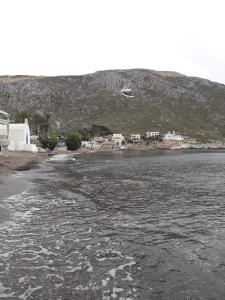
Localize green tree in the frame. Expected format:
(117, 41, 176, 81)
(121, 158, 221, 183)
(32, 113, 45, 135)
(14, 110, 30, 123)
(65, 133, 81, 151)
(41, 113, 51, 135)
(91, 124, 112, 136)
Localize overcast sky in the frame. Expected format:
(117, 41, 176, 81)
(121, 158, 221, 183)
(1, 0, 225, 83)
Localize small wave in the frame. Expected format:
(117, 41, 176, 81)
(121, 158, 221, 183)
(48, 154, 76, 161)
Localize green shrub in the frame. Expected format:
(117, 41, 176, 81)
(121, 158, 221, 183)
(78, 125, 112, 139)
(78, 128, 92, 141)
(91, 124, 112, 136)
(65, 133, 81, 151)
(39, 135, 58, 151)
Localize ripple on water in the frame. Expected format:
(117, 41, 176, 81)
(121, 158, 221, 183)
(1, 151, 225, 299)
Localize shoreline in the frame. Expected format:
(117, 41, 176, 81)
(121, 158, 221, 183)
(126, 141, 225, 151)
(61, 143, 225, 156)
(0, 151, 48, 176)
(1, 143, 225, 176)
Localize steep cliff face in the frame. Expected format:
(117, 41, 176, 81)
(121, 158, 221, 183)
(0, 69, 225, 140)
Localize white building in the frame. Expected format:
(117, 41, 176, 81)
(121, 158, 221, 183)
(93, 136, 104, 143)
(145, 131, 160, 139)
(82, 140, 99, 150)
(0, 110, 9, 156)
(0, 119, 37, 152)
(130, 134, 141, 142)
(112, 133, 125, 148)
(163, 131, 184, 141)
(93, 136, 111, 143)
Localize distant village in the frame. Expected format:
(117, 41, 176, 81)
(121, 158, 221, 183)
(81, 131, 184, 151)
(0, 108, 187, 157)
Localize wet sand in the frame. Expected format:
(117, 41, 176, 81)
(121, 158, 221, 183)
(0, 152, 47, 225)
(0, 171, 31, 225)
(0, 152, 48, 175)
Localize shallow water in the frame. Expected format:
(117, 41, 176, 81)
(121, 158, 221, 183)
(1, 150, 225, 299)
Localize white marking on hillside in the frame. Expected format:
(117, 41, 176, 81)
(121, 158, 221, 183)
(120, 88, 134, 97)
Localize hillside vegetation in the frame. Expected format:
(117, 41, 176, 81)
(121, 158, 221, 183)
(0, 69, 225, 141)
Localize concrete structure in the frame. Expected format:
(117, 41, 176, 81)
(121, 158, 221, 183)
(0, 119, 38, 152)
(163, 131, 184, 141)
(93, 136, 104, 143)
(130, 134, 141, 142)
(83, 136, 112, 150)
(112, 133, 125, 148)
(94, 136, 111, 143)
(145, 131, 160, 139)
(0, 110, 10, 156)
(100, 140, 112, 149)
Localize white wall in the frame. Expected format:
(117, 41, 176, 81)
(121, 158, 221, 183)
(9, 120, 30, 145)
(0, 119, 32, 151)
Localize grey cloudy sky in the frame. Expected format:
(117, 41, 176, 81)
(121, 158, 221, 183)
(1, 0, 225, 83)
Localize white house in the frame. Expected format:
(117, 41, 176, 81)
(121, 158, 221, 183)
(163, 131, 184, 141)
(82, 140, 99, 150)
(130, 134, 141, 142)
(82, 141, 92, 149)
(0, 119, 37, 152)
(112, 133, 125, 148)
(145, 131, 160, 139)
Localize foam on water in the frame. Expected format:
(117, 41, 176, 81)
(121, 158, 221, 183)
(48, 154, 76, 161)
(1, 150, 225, 299)
(18, 286, 43, 300)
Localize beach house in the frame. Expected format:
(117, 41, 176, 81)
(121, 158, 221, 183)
(130, 134, 141, 142)
(82, 140, 99, 150)
(112, 133, 125, 148)
(163, 131, 184, 141)
(145, 131, 160, 139)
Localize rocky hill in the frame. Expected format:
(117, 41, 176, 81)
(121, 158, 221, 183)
(0, 69, 225, 140)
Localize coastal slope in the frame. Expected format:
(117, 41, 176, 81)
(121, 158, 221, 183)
(0, 69, 225, 140)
